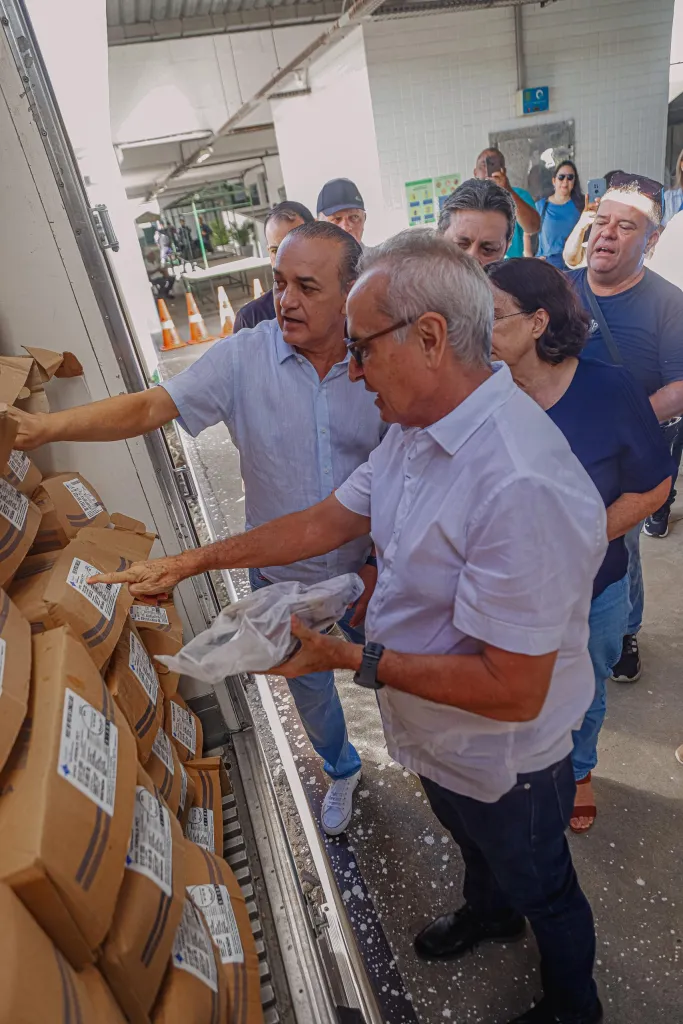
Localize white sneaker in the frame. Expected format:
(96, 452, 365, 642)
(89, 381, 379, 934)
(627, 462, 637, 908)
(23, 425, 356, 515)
(321, 770, 361, 836)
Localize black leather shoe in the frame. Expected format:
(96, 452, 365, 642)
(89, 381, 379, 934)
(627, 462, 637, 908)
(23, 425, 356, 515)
(508, 997, 603, 1023)
(414, 903, 526, 961)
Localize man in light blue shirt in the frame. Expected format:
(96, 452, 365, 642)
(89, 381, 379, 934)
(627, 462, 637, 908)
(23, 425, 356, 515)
(11, 221, 384, 837)
(473, 147, 540, 257)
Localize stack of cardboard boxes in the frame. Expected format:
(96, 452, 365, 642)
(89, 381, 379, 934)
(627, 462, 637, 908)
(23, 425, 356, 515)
(0, 351, 263, 1024)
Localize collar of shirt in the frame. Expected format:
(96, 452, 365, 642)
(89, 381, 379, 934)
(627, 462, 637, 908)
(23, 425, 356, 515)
(273, 325, 352, 375)
(424, 361, 516, 456)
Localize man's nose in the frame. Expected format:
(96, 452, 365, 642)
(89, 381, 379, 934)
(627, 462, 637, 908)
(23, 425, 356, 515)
(348, 358, 364, 383)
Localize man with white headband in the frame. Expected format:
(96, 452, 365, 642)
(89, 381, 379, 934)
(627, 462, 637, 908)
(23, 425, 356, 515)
(568, 171, 683, 684)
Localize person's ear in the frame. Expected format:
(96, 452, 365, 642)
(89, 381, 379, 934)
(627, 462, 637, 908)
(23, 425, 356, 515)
(417, 312, 448, 365)
(530, 308, 550, 340)
(645, 229, 660, 256)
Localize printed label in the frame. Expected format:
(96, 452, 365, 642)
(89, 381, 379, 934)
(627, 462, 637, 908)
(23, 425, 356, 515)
(179, 763, 188, 813)
(172, 900, 218, 992)
(186, 806, 214, 852)
(0, 478, 28, 531)
(129, 630, 159, 705)
(152, 727, 175, 775)
(62, 478, 104, 519)
(57, 688, 118, 815)
(66, 558, 121, 620)
(0, 637, 5, 697)
(171, 701, 196, 755)
(126, 786, 173, 896)
(7, 450, 30, 482)
(130, 604, 170, 626)
(188, 884, 244, 964)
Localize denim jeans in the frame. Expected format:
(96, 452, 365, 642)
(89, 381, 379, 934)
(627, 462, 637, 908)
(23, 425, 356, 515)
(421, 757, 597, 1016)
(249, 568, 363, 780)
(571, 575, 630, 782)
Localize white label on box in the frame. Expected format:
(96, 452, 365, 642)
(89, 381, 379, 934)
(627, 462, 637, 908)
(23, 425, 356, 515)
(62, 478, 104, 519)
(57, 688, 118, 816)
(126, 786, 173, 897)
(129, 630, 159, 705)
(66, 558, 121, 620)
(130, 604, 170, 626)
(0, 478, 28, 531)
(188, 884, 244, 964)
(0, 637, 5, 697)
(179, 763, 188, 813)
(152, 727, 175, 775)
(172, 900, 218, 992)
(7, 450, 30, 482)
(186, 806, 214, 852)
(171, 701, 196, 755)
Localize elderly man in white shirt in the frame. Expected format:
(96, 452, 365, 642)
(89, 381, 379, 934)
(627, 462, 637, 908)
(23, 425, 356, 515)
(92, 231, 606, 1024)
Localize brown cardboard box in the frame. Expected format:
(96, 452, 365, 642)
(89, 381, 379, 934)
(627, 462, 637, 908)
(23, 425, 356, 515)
(31, 472, 110, 553)
(185, 757, 230, 857)
(106, 620, 165, 763)
(147, 725, 184, 816)
(0, 404, 17, 471)
(131, 597, 184, 699)
(80, 967, 129, 1023)
(0, 589, 30, 774)
(0, 348, 84, 416)
(0, 882, 109, 1024)
(185, 842, 264, 1024)
(0, 627, 137, 968)
(100, 766, 186, 1024)
(152, 896, 228, 1024)
(0, 478, 41, 588)
(8, 529, 151, 669)
(166, 693, 203, 763)
(2, 448, 42, 496)
(179, 761, 195, 832)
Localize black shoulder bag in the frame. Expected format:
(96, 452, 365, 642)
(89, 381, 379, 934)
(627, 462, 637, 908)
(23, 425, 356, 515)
(584, 285, 623, 366)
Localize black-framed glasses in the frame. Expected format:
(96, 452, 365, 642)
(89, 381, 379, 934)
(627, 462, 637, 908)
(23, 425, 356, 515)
(344, 317, 418, 367)
(556, 173, 575, 182)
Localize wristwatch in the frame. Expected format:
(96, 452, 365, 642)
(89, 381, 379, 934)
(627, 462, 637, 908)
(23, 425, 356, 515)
(354, 642, 385, 690)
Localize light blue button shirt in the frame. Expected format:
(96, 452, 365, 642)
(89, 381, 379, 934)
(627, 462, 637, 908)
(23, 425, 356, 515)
(162, 319, 385, 585)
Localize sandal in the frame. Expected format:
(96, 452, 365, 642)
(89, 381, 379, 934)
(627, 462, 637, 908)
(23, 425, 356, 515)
(570, 772, 597, 834)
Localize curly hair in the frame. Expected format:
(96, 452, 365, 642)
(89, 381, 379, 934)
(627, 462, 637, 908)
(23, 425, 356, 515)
(485, 258, 589, 365)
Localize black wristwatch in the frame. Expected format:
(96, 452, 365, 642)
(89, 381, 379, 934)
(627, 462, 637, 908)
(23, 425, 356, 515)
(354, 642, 385, 690)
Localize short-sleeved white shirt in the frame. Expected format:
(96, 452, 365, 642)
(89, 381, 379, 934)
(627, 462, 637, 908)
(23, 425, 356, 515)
(336, 363, 607, 802)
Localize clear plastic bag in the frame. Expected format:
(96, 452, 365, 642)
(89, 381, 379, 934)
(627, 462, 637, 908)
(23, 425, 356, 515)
(156, 573, 364, 684)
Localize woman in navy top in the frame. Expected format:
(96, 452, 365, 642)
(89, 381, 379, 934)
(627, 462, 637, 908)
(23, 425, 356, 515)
(533, 160, 583, 269)
(486, 258, 672, 833)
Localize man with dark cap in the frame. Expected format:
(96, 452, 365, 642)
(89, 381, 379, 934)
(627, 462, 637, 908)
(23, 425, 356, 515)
(317, 178, 366, 243)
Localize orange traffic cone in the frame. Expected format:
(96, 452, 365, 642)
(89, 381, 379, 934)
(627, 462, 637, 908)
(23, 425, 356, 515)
(217, 286, 235, 336)
(185, 292, 215, 345)
(252, 277, 264, 299)
(157, 299, 187, 351)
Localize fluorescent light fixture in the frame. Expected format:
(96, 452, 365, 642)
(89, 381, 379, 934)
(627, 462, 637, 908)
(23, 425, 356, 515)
(195, 146, 214, 165)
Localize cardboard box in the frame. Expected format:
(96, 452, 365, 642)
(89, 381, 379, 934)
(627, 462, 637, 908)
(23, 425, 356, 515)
(80, 967, 129, 1023)
(165, 694, 203, 764)
(106, 620, 165, 763)
(31, 472, 110, 553)
(185, 841, 264, 1024)
(0, 882, 110, 1024)
(185, 757, 230, 857)
(179, 761, 195, 833)
(0, 404, 17, 471)
(0, 627, 137, 968)
(0, 589, 30, 774)
(0, 478, 41, 588)
(100, 765, 186, 1024)
(2, 447, 42, 496)
(131, 597, 184, 699)
(152, 896, 227, 1024)
(0, 347, 84, 416)
(8, 528, 152, 669)
(146, 725, 184, 816)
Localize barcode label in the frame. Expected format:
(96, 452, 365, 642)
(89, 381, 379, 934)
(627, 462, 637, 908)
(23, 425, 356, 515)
(62, 478, 104, 519)
(129, 630, 159, 705)
(7, 450, 30, 482)
(56, 688, 118, 816)
(186, 806, 214, 852)
(171, 702, 196, 755)
(188, 884, 244, 964)
(66, 558, 121, 620)
(126, 786, 173, 896)
(172, 900, 218, 992)
(130, 604, 170, 626)
(152, 727, 175, 775)
(0, 478, 28, 531)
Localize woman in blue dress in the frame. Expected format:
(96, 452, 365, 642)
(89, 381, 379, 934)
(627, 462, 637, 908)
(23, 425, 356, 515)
(534, 160, 583, 269)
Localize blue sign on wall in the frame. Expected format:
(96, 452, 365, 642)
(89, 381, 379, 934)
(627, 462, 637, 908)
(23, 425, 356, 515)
(522, 86, 549, 115)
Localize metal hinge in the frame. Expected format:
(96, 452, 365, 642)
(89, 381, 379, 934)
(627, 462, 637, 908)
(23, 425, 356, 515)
(90, 204, 119, 252)
(174, 466, 198, 501)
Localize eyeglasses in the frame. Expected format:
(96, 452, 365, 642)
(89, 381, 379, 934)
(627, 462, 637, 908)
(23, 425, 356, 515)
(345, 317, 419, 367)
(493, 311, 528, 323)
(556, 173, 575, 182)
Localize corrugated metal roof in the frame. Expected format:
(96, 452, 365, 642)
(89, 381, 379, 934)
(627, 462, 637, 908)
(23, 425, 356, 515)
(107, 0, 337, 27)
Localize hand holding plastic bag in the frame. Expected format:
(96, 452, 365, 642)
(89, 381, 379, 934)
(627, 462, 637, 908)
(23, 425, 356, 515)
(156, 573, 364, 684)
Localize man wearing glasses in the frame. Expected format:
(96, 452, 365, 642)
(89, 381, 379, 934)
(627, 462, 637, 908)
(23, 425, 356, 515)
(11, 221, 384, 837)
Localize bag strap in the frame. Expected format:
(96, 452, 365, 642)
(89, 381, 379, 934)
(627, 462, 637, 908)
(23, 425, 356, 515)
(539, 198, 550, 228)
(584, 284, 622, 366)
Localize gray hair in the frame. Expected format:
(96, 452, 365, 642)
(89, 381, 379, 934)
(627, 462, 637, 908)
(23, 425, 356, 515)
(437, 177, 517, 243)
(356, 229, 493, 367)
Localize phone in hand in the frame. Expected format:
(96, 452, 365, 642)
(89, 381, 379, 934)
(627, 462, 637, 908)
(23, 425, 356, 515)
(485, 154, 503, 178)
(587, 178, 606, 203)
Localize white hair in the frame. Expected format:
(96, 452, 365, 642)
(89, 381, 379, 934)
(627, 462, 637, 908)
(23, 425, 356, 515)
(355, 229, 493, 367)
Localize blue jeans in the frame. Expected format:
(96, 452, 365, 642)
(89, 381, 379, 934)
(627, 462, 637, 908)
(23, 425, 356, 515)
(249, 568, 363, 780)
(421, 757, 597, 1016)
(571, 575, 630, 782)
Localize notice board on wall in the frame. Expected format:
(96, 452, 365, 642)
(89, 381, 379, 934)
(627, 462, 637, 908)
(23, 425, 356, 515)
(405, 174, 461, 225)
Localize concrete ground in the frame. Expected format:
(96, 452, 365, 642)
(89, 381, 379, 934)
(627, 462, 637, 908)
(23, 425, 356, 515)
(160, 342, 682, 1024)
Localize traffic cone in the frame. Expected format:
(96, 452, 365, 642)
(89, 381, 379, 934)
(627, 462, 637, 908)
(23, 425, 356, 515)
(217, 286, 235, 336)
(185, 292, 215, 345)
(252, 277, 264, 299)
(157, 299, 187, 351)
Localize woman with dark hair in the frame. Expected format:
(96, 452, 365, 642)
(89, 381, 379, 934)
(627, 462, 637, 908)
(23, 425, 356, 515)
(486, 258, 672, 832)
(531, 160, 584, 268)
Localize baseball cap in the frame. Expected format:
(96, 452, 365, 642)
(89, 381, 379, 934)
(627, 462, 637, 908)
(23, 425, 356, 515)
(317, 178, 365, 216)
